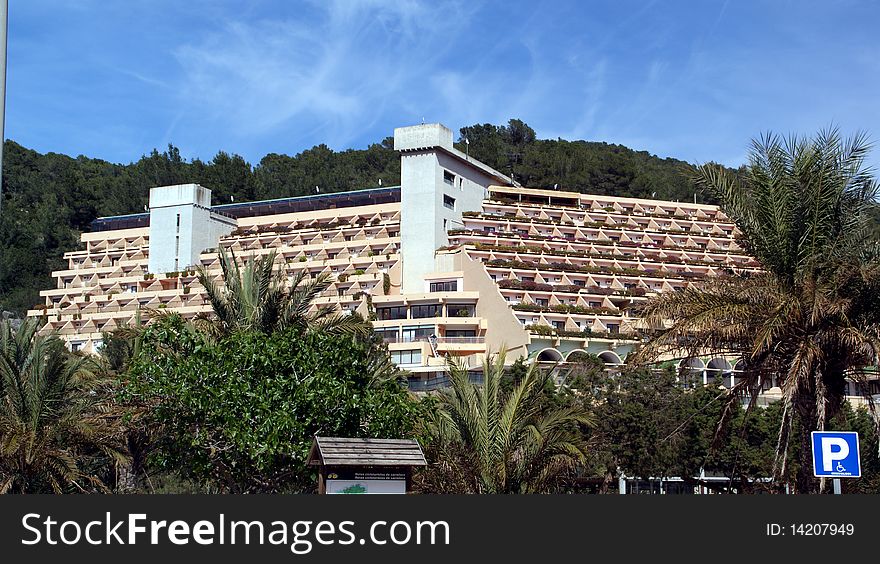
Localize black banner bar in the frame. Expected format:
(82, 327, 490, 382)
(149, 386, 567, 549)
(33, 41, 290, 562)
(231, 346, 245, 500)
(0, 495, 876, 561)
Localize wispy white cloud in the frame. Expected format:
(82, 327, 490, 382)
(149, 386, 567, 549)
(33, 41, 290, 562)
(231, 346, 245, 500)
(172, 0, 474, 148)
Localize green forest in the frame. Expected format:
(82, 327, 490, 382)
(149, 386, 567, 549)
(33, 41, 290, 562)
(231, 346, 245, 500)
(0, 119, 713, 315)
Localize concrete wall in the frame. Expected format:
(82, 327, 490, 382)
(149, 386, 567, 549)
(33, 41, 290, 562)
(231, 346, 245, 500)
(448, 250, 530, 358)
(396, 123, 509, 293)
(148, 184, 237, 274)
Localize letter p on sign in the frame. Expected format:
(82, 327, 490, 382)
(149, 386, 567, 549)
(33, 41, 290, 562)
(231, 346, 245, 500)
(811, 431, 861, 478)
(820, 437, 848, 472)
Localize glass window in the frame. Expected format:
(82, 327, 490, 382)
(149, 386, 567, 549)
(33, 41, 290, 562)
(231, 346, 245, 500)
(443, 194, 456, 210)
(429, 281, 457, 292)
(447, 304, 475, 317)
(412, 304, 442, 318)
(375, 328, 399, 342)
(376, 306, 407, 320)
(445, 330, 476, 338)
(391, 349, 422, 365)
(401, 326, 434, 342)
(443, 170, 455, 185)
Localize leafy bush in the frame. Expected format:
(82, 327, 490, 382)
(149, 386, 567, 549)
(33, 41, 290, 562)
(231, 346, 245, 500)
(122, 316, 423, 493)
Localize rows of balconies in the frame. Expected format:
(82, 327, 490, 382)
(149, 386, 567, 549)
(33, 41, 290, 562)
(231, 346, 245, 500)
(483, 192, 730, 221)
(452, 229, 753, 263)
(470, 207, 735, 235)
(223, 224, 400, 252)
(468, 249, 749, 281)
(456, 218, 742, 254)
(232, 217, 398, 236)
(477, 203, 733, 227)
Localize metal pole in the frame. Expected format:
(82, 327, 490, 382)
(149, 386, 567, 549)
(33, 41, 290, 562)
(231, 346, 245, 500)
(0, 0, 7, 218)
(833, 478, 841, 495)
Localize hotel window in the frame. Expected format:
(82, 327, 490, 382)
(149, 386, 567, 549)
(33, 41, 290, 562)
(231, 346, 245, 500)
(429, 281, 457, 292)
(412, 304, 442, 319)
(552, 321, 564, 330)
(445, 329, 476, 338)
(607, 324, 620, 334)
(443, 194, 456, 210)
(535, 298, 548, 307)
(391, 350, 422, 365)
(483, 226, 496, 233)
(401, 326, 433, 342)
(443, 170, 455, 185)
(375, 328, 399, 343)
(447, 304, 475, 317)
(376, 306, 407, 320)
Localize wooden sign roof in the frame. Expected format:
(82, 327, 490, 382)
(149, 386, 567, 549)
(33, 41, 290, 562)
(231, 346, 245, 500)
(307, 436, 427, 467)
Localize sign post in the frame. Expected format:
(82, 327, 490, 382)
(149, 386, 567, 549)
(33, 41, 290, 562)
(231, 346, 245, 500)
(811, 431, 861, 494)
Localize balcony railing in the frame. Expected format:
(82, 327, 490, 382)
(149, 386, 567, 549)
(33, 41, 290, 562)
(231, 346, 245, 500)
(380, 335, 486, 345)
(435, 337, 485, 344)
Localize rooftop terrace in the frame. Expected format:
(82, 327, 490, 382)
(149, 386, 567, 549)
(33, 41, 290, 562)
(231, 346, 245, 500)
(89, 185, 402, 232)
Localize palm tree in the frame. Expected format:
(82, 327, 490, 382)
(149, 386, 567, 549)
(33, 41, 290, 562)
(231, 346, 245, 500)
(421, 351, 593, 493)
(633, 129, 880, 492)
(196, 246, 369, 337)
(0, 318, 128, 493)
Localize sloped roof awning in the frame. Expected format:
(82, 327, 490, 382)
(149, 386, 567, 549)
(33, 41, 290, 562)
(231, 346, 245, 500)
(307, 436, 427, 467)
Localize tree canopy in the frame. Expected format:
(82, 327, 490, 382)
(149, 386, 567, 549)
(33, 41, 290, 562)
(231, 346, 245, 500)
(121, 314, 422, 493)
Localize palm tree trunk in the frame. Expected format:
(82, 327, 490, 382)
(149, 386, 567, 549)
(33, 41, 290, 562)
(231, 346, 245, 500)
(795, 402, 818, 494)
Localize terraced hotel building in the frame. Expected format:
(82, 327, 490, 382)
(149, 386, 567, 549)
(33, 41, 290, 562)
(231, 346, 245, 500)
(28, 123, 878, 400)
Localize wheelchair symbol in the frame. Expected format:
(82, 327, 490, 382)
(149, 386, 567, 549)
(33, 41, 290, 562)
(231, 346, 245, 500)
(836, 462, 846, 473)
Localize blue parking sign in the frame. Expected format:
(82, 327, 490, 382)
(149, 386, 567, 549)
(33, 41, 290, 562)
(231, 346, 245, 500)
(811, 431, 861, 478)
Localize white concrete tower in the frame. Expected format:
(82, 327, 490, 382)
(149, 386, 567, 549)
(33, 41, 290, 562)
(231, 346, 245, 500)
(147, 184, 237, 274)
(394, 123, 512, 293)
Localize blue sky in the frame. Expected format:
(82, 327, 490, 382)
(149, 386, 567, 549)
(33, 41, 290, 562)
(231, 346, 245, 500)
(7, 0, 880, 169)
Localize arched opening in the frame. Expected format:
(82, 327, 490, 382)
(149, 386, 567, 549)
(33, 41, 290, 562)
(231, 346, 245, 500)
(677, 357, 705, 387)
(536, 348, 564, 363)
(598, 351, 622, 366)
(565, 349, 590, 362)
(707, 357, 734, 388)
